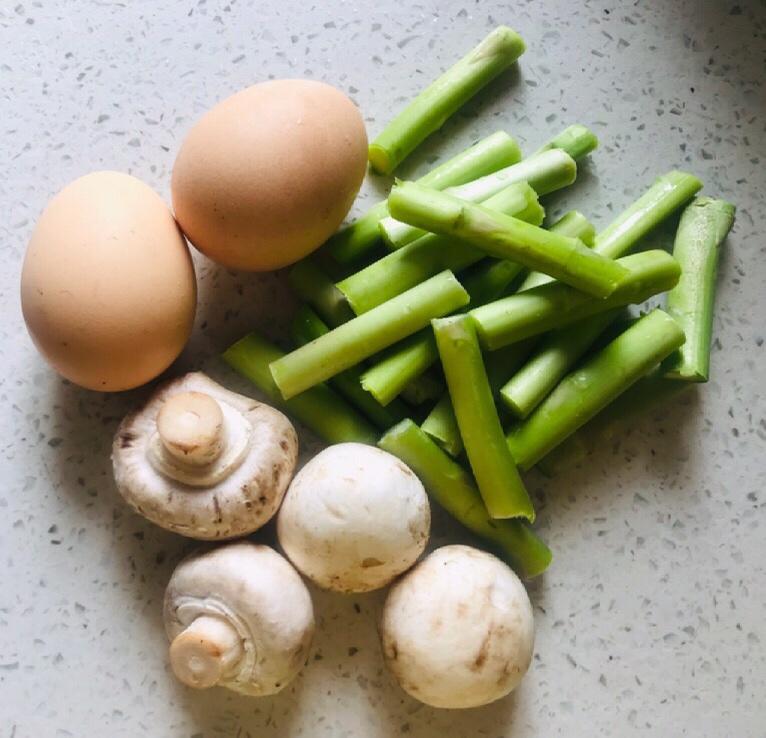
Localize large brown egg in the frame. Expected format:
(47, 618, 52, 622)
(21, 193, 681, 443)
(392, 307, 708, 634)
(171, 79, 368, 272)
(20, 172, 197, 392)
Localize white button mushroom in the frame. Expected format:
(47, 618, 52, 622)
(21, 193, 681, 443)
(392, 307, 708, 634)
(380, 544, 535, 709)
(276, 443, 430, 593)
(164, 541, 314, 696)
(112, 372, 297, 539)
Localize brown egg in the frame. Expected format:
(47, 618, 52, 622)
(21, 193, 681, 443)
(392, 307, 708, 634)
(171, 79, 367, 272)
(20, 171, 197, 392)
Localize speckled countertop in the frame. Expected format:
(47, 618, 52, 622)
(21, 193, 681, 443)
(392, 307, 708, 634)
(1, 1, 764, 736)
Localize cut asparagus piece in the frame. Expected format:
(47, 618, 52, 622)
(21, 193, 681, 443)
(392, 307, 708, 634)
(368, 27, 525, 175)
(291, 306, 408, 429)
(506, 309, 685, 470)
(420, 393, 463, 457)
(517, 210, 596, 291)
(433, 315, 534, 521)
(388, 181, 629, 297)
(378, 420, 551, 578)
(472, 249, 681, 350)
(500, 311, 621, 418)
(270, 271, 468, 399)
(663, 197, 735, 382)
(516, 170, 702, 293)
(362, 329, 439, 406)
(381, 148, 577, 248)
(534, 123, 599, 161)
(595, 170, 703, 259)
(536, 367, 693, 475)
(325, 131, 522, 264)
(338, 182, 543, 314)
(422, 339, 537, 457)
(223, 333, 378, 445)
(288, 259, 355, 327)
(359, 247, 529, 407)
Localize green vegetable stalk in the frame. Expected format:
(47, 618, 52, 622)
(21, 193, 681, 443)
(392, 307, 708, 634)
(378, 420, 551, 578)
(362, 330, 440, 406)
(594, 170, 703, 259)
(517, 211, 596, 291)
(516, 170, 702, 293)
(291, 306, 408, 429)
(422, 339, 537, 457)
(399, 371, 445, 407)
(337, 182, 543, 314)
(506, 309, 686, 470)
(325, 130, 522, 264)
(270, 270, 469, 399)
(359, 242, 533, 407)
(380, 148, 576, 248)
(368, 26, 525, 175)
(388, 181, 629, 298)
(288, 258, 355, 327)
(500, 311, 621, 419)
(433, 315, 534, 520)
(472, 249, 681, 350)
(663, 197, 735, 382)
(223, 332, 378, 445)
(533, 123, 599, 161)
(536, 367, 694, 475)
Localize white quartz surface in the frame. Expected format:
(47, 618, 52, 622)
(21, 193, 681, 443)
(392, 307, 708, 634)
(1, 1, 764, 736)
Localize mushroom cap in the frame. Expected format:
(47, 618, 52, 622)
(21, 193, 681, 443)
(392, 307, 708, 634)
(113, 372, 298, 539)
(380, 544, 535, 709)
(164, 542, 314, 696)
(276, 443, 430, 593)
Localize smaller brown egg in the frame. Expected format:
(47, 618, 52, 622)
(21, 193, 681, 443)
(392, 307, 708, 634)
(20, 171, 197, 392)
(172, 79, 368, 272)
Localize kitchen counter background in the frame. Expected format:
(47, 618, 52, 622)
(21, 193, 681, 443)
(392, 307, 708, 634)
(1, 1, 764, 736)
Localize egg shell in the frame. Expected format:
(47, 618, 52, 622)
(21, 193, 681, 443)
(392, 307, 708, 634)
(21, 171, 197, 392)
(171, 79, 368, 272)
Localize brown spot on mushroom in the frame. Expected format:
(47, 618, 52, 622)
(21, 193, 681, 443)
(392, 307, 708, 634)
(280, 439, 289, 452)
(386, 639, 398, 660)
(470, 626, 494, 671)
(361, 557, 384, 568)
(395, 461, 413, 477)
(258, 495, 267, 505)
(119, 432, 136, 448)
(212, 495, 222, 523)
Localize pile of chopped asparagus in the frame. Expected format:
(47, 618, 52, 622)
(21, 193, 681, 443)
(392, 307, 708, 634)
(223, 26, 735, 579)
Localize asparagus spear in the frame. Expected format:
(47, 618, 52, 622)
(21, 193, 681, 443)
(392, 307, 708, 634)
(547, 209, 596, 246)
(388, 181, 629, 298)
(223, 333, 378, 445)
(291, 306, 408, 429)
(337, 182, 543, 314)
(663, 197, 735, 382)
(433, 315, 534, 520)
(472, 249, 681, 350)
(380, 148, 577, 248)
(499, 311, 622, 419)
(325, 131, 522, 264)
(359, 248, 531, 406)
(533, 123, 599, 160)
(378, 420, 552, 578)
(536, 367, 694, 475)
(288, 258, 355, 326)
(368, 26, 525, 175)
(270, 270, 468, 399)
(422, 339, 537, 456)
(506, 309, 685, 470)
(594, 171, 703, 259)
(516, 170, 703, 292)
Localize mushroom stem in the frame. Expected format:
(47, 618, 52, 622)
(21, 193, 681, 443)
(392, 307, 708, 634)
(169, 615, 244, 689)
(157, 392, 224, 466)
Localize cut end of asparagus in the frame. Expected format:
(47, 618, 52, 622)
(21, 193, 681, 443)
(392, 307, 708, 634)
(535, 124, 599, 161)
(368, 144, 392, 176)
